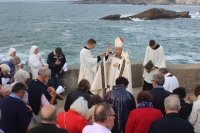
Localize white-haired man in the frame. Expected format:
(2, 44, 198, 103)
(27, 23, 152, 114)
(83, 103, 115, 133)
(91, 37, 132, 97)
(148, 95, 194, 133)
(28, 67, 56, 129)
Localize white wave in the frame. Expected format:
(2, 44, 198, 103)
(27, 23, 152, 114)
(190, 11, 200, 19)
(120, 13, 135, 18)
(35, 29, 41, 32)
(131, 18, 144, 21)
(62, 30, 71, 38)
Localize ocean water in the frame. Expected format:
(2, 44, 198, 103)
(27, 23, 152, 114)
(0, 2, 200, 67)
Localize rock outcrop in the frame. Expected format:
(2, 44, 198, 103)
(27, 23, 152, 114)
(99, 8, 191, 20)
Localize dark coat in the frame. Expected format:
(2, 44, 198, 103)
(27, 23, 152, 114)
(149, 86, 171, 115)
(47, 51, 66, 77)
(179, 99, 193, 120)
(148, 113, 195, 133)
(0, 96, 32, 133)
(104, 85, 136, 133)
(28, 123, 68, 133)
(64, 88, 90, 112)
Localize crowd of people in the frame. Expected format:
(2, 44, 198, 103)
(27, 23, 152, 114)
(0, 38, 199, 133)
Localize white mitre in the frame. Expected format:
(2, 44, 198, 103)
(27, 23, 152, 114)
(115, 37, 124, 48)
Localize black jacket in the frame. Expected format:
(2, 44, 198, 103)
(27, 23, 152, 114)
(64, 88, 90, 112)
(47, 51, 66, 77)
(148, 113, 195, 133)
(103, 85, 136, 133)
(179, 99, 193, 120)
(149, 86, 171, 115)
(28, 123, 68, 133)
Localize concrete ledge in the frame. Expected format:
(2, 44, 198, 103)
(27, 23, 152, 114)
(61, 61, 200, 95)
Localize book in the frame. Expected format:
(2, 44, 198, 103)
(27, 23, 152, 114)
(145, 60, 154, 73)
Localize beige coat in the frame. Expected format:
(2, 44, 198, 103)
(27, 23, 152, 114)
(189, 95, 200, 133)
(85, 105, 96, 125)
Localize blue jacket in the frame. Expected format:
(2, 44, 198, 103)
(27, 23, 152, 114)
(104, 85, 136, 133)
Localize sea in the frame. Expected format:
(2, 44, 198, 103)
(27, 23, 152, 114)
(0, 2, 200, 67)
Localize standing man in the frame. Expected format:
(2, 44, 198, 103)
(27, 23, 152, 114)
(0, 83, 32, 133)
(28, 67, 57, 129)
(103, 77, 136, 133)
(159, 67, 179, 92)
(28, 105, 68, 133)
(91, 37, 132, 96)
(148, 95, 194, 133)
(47, 47, 66, 90)
(143, 40, 165, 91)
(149, 73, 171, 115)
(78, 38, 105, 85)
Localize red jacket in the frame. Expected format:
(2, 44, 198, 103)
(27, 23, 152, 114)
(125, 108, 162, 133)
(57, 109, 88, 133)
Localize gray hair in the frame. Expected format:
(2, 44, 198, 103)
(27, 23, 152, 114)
(40, 105, 57, 122)
(70, 97, 88, 117)
(152, 73, 165, 86)
(159, 68, 169, 74)
(38, 67, 51, 76)
(0, 64, 10, 72)
(12, 56, 21, 64)
(94, 103, 113, 123)
(164, 94, 180, 112)
(1, 84, 12, 93)
(14, 69, 30, 82)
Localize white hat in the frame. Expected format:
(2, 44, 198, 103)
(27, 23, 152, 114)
(114, 37, 124, 48)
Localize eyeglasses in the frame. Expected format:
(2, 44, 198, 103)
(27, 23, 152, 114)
(109, 114, 117, 118)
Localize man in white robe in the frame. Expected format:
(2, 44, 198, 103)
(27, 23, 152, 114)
(159, 67, 179, 92)
(78, 38, 105, 85)
(90, 37, 132, 97)
(143, 40, 166, 91)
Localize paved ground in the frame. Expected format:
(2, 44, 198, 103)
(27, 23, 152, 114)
(55, 87, 196, 113)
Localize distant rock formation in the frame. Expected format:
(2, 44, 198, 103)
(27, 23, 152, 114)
(99, 8, 191, 20)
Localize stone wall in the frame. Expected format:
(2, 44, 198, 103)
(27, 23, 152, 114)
(61, 61, 200, 95)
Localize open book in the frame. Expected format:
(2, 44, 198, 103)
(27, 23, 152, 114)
(145, 60, 154, 73)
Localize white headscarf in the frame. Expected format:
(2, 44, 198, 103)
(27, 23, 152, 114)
(28, 45, 38, 67)
(6, 48, 16, 60)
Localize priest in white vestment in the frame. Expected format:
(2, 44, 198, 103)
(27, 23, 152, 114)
(143, 40, 166, 91)
(78, 38, 105, 85)
(90, 37, 133, 97)
(159, 67, 179, 92)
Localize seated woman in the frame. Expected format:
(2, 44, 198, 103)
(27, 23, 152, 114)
(64, 79, 91, 111)
(85, 94, 102, 124)
(172, 87, 193, 120)
(57, 97, 88, 133)
(125, 91, 162, 133)
(189, 85, 200, 133)
(6, 48, 16, 60)
(0, 64, 11, 85)
(11, 69, 30, 104)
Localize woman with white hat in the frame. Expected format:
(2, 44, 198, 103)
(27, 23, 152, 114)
(6, 48, 16, 60)
(29, 45, 43, 79)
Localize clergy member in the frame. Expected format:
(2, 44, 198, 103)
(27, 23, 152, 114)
(78, 38, 105, 85)
(143, 40, 166, 91)
(90, 37, 132, 97)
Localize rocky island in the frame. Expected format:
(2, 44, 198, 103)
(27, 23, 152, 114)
(99, 8, 191, 20)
